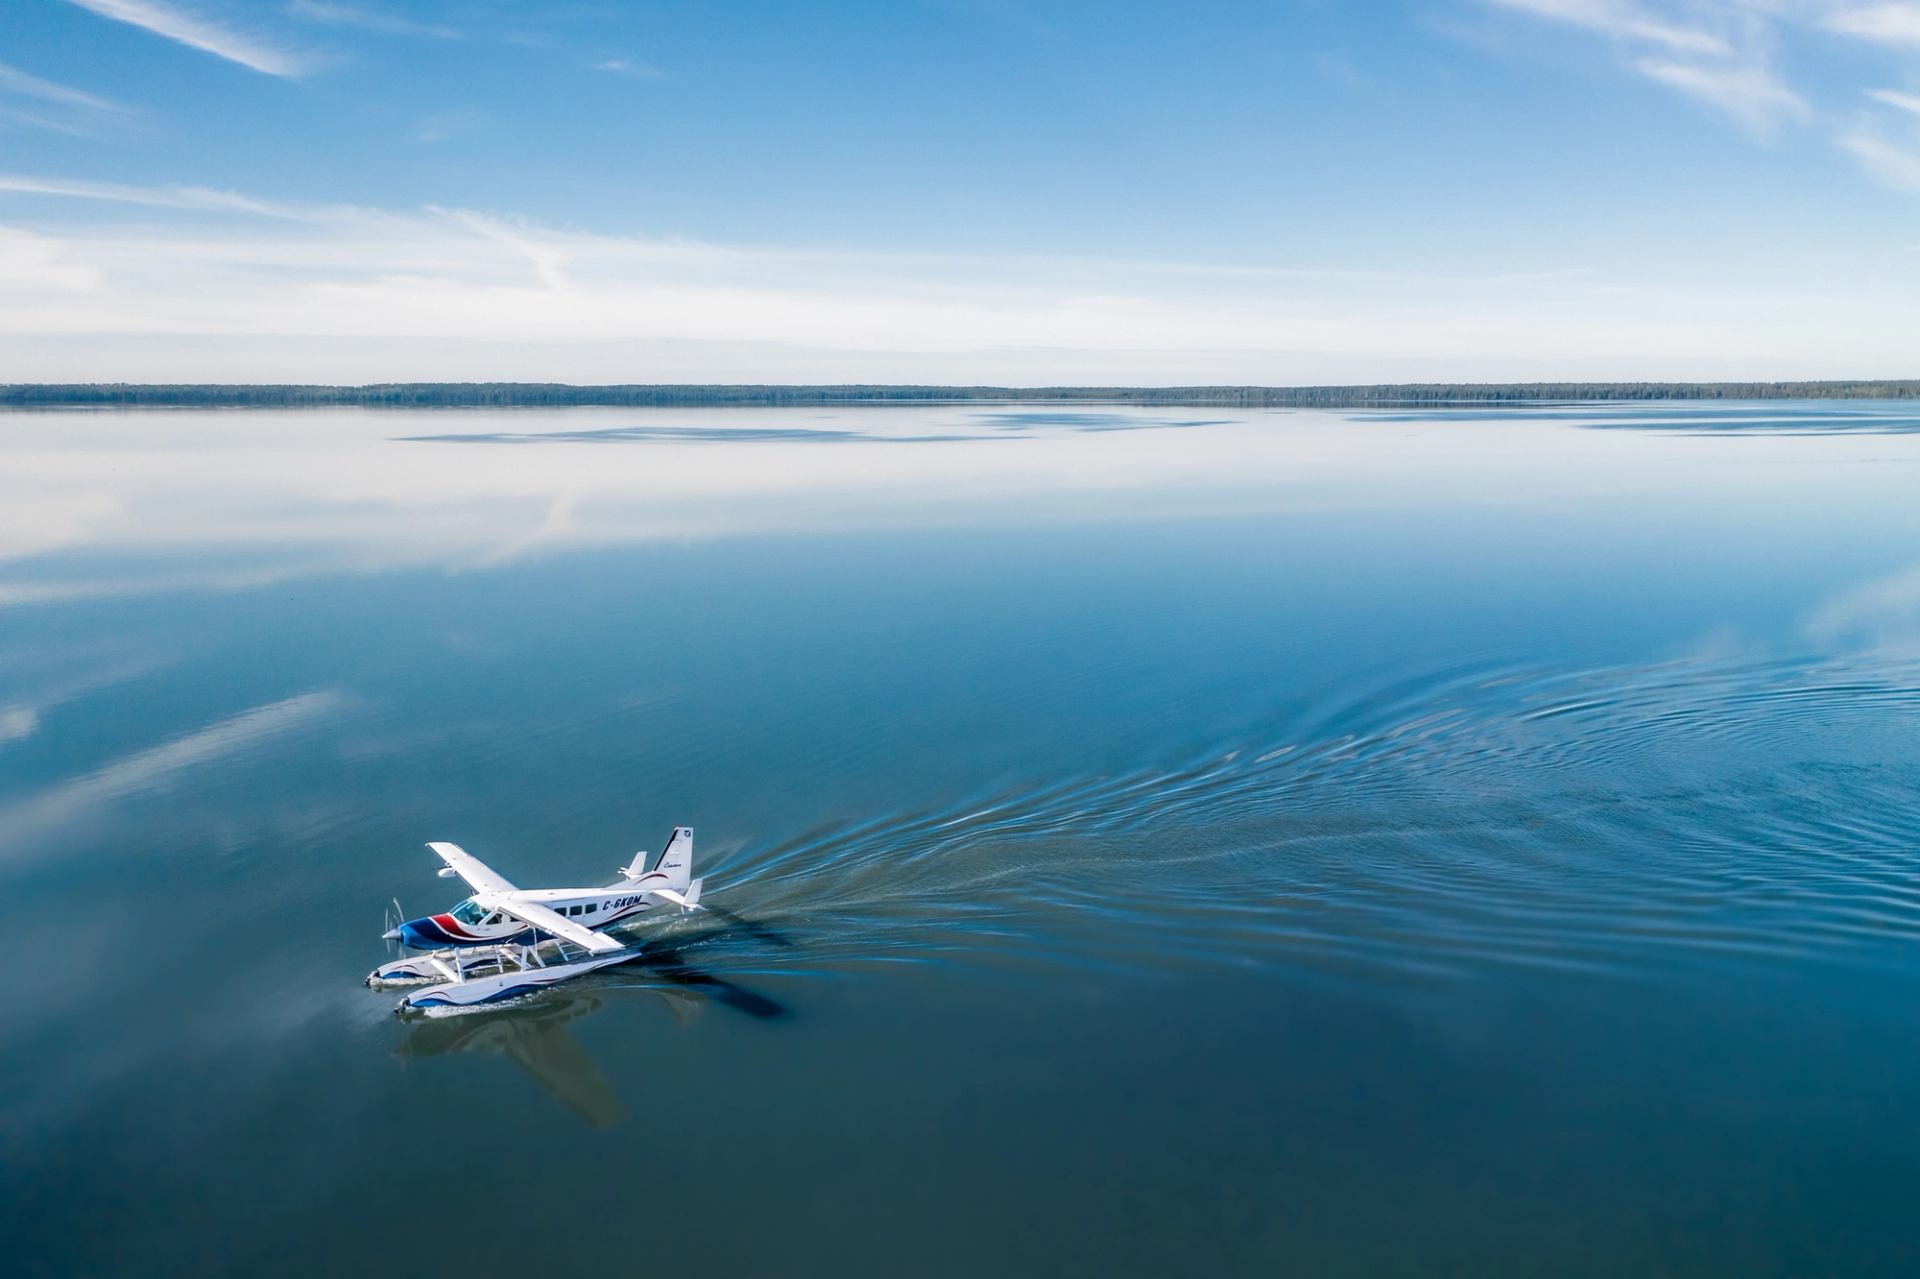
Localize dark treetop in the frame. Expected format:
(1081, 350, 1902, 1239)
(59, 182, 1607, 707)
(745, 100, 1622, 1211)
(5, 380, 1920, 408)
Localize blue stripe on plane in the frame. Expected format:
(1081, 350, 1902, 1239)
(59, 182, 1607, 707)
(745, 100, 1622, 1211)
(398, 918, 538, 949)
(397, 892, 666, 951)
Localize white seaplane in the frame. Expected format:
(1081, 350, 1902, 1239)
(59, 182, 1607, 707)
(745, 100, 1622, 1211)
(367, 827, 704, 1012)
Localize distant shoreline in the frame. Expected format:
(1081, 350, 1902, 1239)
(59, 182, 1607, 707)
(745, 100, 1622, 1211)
(3, 381, 1919, 409)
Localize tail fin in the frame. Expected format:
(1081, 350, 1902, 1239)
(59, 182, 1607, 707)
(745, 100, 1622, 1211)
(651, 826, 693, 890)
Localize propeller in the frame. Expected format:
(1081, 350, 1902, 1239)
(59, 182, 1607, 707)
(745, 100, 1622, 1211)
(383, 897, 406, 956)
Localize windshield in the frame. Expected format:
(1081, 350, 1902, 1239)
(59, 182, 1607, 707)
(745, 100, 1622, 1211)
(450, 898, 488, 925)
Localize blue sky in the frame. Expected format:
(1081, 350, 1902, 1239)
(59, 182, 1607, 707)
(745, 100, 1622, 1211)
(2, 0, 1919, 382)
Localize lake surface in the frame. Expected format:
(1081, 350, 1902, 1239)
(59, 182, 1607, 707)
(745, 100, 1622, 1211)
(5, 401, 1920, 1276)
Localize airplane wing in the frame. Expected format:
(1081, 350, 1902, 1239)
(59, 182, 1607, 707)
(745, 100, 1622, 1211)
(427, 842, 516, 896)
(495, 898, 627, 954)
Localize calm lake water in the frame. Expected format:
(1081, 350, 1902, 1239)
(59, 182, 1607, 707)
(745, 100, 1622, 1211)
(6, 401, 1920, 1276)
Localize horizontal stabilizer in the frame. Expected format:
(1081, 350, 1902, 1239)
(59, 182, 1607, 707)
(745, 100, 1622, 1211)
(653, 878, 703, 912)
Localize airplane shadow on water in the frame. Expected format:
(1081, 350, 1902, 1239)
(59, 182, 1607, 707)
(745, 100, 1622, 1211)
(395, 917, 790, 1129)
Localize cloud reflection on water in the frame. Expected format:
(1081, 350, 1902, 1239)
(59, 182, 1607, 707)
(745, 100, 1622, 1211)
(0, 690, 344, 848)
(7, 402, 1920, 615)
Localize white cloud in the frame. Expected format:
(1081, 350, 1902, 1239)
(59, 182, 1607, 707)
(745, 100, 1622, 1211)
(1635, 58, 1811, 132)
(286, 1, 458, 39)
(1478, 2, 1920, 178)
(0, 107, 98, 139)
(0, 227, 102, 290)
(413, 108, 486, 144)
(0, 60, 129, 138)
(1484, 1, 1805, 134)
(1839, 131, 1920, 189)
(1, 173, 1917, 383)
(0, 61, 122, 114)
(441, 208, 572, 289)
(1865, 87, 1920, 114)
(591, 58, 662, 77)
(1487, 0, 1730, 54)
(64, 0, 302, 77)
(1823, 4, 1920, 46)
(0, 171, 359, 220)
(0, 184, 1619, 362)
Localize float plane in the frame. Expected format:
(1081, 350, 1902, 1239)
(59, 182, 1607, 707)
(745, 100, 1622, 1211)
(368, 828, 705, 1011)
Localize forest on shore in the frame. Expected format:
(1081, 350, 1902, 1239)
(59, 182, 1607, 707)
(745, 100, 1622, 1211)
(5, 381, 1919, 408)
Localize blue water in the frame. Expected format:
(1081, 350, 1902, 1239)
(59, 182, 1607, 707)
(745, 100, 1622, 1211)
(5, 402, 1920, 1275)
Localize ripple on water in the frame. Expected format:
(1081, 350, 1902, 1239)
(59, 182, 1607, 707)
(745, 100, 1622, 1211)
(658, 648, 1920, 990)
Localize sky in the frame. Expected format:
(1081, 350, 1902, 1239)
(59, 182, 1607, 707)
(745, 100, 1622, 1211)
(2, 0, 1919, 384)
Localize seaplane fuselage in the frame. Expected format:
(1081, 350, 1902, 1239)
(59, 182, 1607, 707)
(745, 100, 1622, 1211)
(393, 880, 672, 949)
(385, 827, 701, 952)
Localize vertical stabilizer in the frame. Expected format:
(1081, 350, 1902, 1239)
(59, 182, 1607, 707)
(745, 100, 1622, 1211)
(652, 826, 694, 890)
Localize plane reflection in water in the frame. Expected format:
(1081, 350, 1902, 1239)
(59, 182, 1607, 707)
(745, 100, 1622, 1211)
(398, 991, 636, 1128)
(395, 939, 787, 1129)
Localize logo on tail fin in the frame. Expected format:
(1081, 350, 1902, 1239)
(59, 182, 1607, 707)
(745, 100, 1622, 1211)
(652, 826, 694, 890)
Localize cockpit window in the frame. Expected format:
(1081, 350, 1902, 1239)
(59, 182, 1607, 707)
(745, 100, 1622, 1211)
(451, 898, 489, 925)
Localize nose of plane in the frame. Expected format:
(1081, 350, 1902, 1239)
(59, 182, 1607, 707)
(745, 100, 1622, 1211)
(385, 920, 429, 948)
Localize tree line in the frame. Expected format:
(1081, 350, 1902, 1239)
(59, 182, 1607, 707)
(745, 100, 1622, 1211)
(4, 380, 1919, 408)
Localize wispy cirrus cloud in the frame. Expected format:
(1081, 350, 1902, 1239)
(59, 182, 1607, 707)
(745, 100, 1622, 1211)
(1484, 1, 1806, 134)
(1823, 4, 1920, 47)
(286, 0, 458, 40)
(1635, 57, 1811, 132)
(0, 60, 130, 138)
(1838, 131, 1920, 190)
(0, 172, 332, 219)
(1486, 0, 1730, 54)
(1866, 87, 1920, 114)
(591, 57, 662, 77)
(0, 62, 122, 114)
(4, 170, 1918, 384)
(64, 0, 303, 77)
(1479, 0, 1920, 192)
(412, 108, 486, 144)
